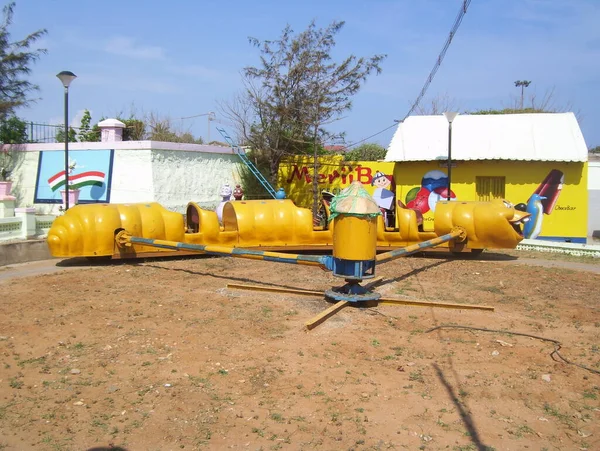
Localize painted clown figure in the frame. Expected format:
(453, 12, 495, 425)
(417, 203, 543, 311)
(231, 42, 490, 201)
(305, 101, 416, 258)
(371, 171, 395, 227)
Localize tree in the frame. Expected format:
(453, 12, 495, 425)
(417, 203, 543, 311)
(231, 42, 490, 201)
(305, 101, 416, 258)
(343, 143, 387, 161)
(224, 20, 386, 214)
(0, 2, 47, 120)
(55, 126, 77, 143)
(414, 93, 462, 116)
(589, 146, 600, 154)
(78, 109, 100, 142)
(0, 115, 27, 181)
(0, 115, 27, 143)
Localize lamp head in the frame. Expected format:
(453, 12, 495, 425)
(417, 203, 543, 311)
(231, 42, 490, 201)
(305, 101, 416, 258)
(443, 112, 459, 124)
(56, 71, 77, 88)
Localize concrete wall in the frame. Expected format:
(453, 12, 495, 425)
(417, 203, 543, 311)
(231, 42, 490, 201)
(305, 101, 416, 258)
(4, 141, 244, 214)
(589, 158, 600, 237)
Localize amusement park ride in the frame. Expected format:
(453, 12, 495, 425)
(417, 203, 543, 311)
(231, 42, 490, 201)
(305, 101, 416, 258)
(47, 182, 531, 329)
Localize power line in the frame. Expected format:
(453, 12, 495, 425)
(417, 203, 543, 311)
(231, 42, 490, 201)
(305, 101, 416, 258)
(345, 0, 472, 149)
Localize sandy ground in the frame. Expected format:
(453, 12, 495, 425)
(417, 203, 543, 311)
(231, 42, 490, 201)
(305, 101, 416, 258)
(0, 250, 599, 451)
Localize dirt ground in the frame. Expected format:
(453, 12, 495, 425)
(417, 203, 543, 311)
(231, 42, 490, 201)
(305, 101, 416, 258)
(0, 250, 599, 451)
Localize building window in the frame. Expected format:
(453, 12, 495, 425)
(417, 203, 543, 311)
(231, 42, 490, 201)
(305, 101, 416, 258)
(476, 176, 505, 201)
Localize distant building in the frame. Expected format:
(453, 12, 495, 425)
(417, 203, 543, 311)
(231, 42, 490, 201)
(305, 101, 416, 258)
(386, 113, 588, 243)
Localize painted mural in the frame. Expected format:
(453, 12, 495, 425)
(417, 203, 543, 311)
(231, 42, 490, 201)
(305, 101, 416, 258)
(34, 149, 114, 204)
(518, 169, 564, 240)
(278, 156, 396, 226)
(392, 161, 587, 243)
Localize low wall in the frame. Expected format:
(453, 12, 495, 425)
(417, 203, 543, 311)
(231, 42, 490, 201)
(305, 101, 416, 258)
(4, 141, 244, 215)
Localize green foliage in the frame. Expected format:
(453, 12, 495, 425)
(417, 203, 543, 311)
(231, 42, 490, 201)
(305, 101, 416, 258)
(0, 116, 27, 144)
(589, 145, 600, 153)
(55, 126, 77, 143)
(0, 2, 47, 120)
(0, 116, 27, 180)
(77, 109, 100, 142)
(238, 151, 273, 200)
(119, 117, 145, 141)
(343, 143, 387, 161)
(470, 107, 549, 115)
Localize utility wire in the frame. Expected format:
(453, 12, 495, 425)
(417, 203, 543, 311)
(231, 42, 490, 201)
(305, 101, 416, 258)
(345, 0, 472, 149)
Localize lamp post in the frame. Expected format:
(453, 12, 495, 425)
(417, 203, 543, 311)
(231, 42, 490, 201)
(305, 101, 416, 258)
(56, 71, 77, 210)
(443, 112, 458, 201)
(514, 80, 531, 110)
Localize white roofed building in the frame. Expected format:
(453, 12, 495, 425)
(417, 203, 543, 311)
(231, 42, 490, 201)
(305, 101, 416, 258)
(384, 113, 589, 243)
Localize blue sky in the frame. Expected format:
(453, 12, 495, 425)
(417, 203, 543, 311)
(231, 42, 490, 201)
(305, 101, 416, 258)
(9, 0, 600, 148)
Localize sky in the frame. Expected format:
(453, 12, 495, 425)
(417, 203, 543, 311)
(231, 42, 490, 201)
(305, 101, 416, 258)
(8, 0, 600, 149)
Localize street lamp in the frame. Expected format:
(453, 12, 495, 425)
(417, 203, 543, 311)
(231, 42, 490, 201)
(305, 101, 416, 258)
(443, 112, 458, 201)
(56, 70, 77, 210)
(514, 80, 531, 110)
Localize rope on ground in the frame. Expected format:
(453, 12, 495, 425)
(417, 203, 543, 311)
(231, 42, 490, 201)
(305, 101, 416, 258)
(425, 325, 600, 376)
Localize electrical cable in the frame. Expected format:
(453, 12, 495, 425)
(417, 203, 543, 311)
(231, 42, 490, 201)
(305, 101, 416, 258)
(345, 0, 472, 149)
(425, 325, 600, 376)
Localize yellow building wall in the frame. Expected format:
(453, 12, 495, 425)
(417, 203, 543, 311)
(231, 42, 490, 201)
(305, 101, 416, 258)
(278, 156, 395, 209)
(393, 160, 588, 242)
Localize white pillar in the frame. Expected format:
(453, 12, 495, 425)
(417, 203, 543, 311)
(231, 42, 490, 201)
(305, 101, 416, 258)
(15, 207, 36, 238)
(98, 118, 126, 142)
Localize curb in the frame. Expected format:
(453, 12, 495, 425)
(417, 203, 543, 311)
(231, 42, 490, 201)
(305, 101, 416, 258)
(517, 239, 600, 258)
(0, 239, 54, 266)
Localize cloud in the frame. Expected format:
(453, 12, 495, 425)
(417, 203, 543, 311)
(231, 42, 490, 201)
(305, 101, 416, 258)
(167, 64, 224, 80)
(76, 73, 180, 94)
(104, 36, 165, 60)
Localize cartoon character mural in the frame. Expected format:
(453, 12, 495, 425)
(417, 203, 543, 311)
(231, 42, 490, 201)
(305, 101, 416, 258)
(517, 169, 564, 239)
(399, 170, 456, 228)
(371, 171, 395, 227)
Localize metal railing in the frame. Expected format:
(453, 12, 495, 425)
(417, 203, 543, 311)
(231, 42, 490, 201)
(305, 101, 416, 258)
(25, 122, 83, 143)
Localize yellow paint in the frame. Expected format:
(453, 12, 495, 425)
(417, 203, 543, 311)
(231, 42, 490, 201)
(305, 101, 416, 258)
(278, 156, 395, 209)
(393, 161, 588, 241)
(434, 199, 530, 249)
(47, 202, 185, 257)
(47, 197, 528, 258)
(333, 215, 378, 260)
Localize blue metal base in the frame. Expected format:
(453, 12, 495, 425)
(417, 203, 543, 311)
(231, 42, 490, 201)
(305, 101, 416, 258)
(331, 258, 375, 279)
(325, 281, 381, 303)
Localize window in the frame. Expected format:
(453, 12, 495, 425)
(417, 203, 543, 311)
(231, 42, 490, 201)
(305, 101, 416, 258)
(476, 176, 505, 201)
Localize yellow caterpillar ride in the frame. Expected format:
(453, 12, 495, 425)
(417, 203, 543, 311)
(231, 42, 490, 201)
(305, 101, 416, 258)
(46, 182, 530, 328)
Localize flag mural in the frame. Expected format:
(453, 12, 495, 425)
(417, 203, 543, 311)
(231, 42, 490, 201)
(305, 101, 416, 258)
(48, 170, 106, 192)
(34, 149, 114, 204)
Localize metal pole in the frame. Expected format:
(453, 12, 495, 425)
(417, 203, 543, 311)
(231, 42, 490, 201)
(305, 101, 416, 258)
(447, 121, 452, 201)
(64, 86, 70, 211)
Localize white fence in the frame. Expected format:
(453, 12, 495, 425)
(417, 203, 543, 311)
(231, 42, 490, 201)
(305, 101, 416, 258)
(0, 209, 55, 242)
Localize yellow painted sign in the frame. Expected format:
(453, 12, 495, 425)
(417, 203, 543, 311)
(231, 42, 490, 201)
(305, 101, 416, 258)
(278, 156, 395, 209)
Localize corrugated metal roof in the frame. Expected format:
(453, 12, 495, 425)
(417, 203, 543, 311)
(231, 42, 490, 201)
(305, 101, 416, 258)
(385, 112, 588, 163)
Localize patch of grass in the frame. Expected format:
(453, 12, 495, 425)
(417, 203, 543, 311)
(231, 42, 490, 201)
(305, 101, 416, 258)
(270, 412, 284, 422)
(543, 403, 575, 428)
(582, 390, 597, 400)
(371, 339, 380, 347)
(409, 370, 424, 383)
(17, 356, 46, 367)
(9, 378, 23, 389)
